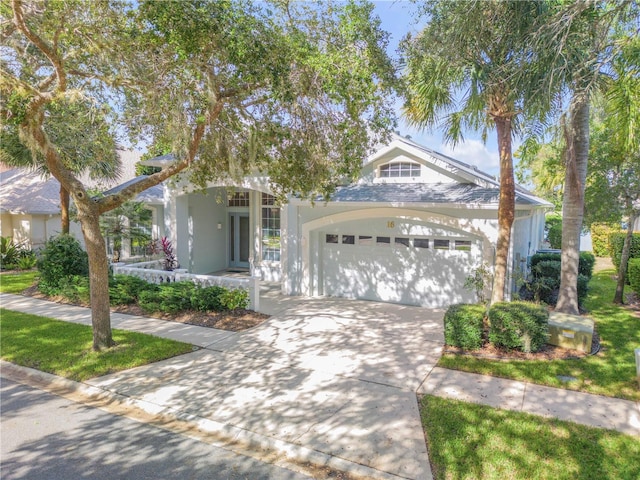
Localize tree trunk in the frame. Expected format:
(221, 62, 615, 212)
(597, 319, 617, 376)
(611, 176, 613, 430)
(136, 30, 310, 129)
(490, 115, 515, 305)
(556, 97, 589, 315)
(613, 206, 639, 304)
(76, 197, 114, 350)
(60, 185, 70, 234)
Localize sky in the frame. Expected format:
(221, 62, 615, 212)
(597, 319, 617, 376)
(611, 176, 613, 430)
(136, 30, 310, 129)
(372, 1, 503, 177)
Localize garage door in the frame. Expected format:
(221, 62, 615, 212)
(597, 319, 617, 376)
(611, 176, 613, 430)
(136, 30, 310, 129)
(319, 220, 481, 307)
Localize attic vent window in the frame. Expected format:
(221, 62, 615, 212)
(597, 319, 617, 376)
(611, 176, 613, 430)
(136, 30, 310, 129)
(379, 162, 421, 178)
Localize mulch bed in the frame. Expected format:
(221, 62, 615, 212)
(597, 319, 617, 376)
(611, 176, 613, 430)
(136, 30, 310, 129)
(444, 327, 601, 361)
(19, 284, 269, 332)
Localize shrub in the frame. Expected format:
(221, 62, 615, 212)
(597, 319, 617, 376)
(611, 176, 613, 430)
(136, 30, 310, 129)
(609, 232, 640, 272)
(590, 223, 620, 257)
(1, 236, 32, 270)
(17, 253, 37, 270)
(190, 285, 226, 312)
(219, 288, 249, 310)
(37, 235, 88, 294)
(443, 304, 485, 350)
(628, 258, 640, 295)
(57, 275, 91, 304)
(157, 281, 196, 313)
(109, 275, 152, 305)
(488, 301, 549, 353)
(139, 289, 162, 313)
(530, 252, 595, 280)
(545, 214, 563, 249)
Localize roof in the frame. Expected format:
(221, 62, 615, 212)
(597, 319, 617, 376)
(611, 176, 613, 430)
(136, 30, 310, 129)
(0, 149, 161, 215)
(327, 182, 542, 206)
(0, 169, 61, 215)
(100, 175, 163, 204)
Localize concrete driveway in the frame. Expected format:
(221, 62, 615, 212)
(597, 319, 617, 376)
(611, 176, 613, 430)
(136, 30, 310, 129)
(86, 289, 445, 480)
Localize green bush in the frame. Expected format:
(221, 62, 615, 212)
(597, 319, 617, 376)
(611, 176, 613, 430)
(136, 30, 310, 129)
(590, 223, 620, 257)
(57, 275, 91, 304)
(1, 236, 32, 270)
(139, 289, 162, 313)
(443, 304, 485, 350)
(609, 232, 640, 272)
(628, 258, 640, 295)
(546, 217, 562, 249)
(488, 301, 549, 353)
(219, 288, 250, 310)
(17, 253, 37, 270)
(530, 252, 595, 280)
(190, 285, 226, 312)
(158, 281, 196, 313)
(109, 275, 153, 305)
(37, 235, 88, 294)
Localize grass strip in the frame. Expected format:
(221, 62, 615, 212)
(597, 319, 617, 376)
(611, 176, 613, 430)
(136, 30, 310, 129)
(438, 269, 640, 401)
(0, 308, 194, 381)
(0, 271, 38, 294)
(421, 395, 640, 480)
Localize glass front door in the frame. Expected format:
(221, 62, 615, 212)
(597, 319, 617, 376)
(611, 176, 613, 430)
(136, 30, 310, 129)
(229, 212, 250, 269)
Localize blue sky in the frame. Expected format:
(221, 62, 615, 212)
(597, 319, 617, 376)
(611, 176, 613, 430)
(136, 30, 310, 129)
(373, 1, 503, 176)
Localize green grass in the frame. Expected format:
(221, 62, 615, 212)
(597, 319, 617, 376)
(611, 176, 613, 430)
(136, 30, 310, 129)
(0, 270, 38, 293)
(421, 395, 640, 480)
(439, 269, 640, 401)
(0, 309, 194, 381)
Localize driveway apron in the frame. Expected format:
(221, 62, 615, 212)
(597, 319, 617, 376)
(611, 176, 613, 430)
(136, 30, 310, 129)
(86, 294, 445, 480)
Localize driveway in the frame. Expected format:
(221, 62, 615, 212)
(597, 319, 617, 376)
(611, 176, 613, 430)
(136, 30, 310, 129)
(86, 290, 445, 480)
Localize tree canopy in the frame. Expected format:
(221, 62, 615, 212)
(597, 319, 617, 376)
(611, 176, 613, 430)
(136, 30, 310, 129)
(1, 0, 398, 349)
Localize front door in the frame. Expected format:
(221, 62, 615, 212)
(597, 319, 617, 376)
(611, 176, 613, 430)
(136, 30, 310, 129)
(229, 212, 250, 269)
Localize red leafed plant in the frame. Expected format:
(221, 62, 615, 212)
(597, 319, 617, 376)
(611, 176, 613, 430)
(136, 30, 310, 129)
(161, 236, 179, 271)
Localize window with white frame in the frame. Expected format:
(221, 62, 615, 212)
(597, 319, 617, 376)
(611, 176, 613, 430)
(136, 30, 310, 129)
(228, 191, 250, 207)
(261, 194, 280, 261)
(378, 162, 421, 178)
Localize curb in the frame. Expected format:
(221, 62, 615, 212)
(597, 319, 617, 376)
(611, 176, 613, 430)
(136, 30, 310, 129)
(1, 361, 408, 480)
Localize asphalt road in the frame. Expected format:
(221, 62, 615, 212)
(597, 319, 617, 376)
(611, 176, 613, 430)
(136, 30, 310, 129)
(1, 377, 313, 480)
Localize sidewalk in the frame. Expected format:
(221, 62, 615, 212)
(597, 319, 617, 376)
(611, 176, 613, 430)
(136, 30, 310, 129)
(2, 292, 639, 480)
(420, 367, 640, 437)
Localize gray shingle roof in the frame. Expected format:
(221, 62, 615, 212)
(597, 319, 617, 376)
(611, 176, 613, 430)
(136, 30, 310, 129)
(0, 169, 61, 214)
(100, 175, 164, 204)
(328, 182, 538, 205)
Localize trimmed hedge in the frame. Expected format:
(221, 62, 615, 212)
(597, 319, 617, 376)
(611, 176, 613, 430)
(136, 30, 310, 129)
(443, 304, 485, 350)
(590, 223, 620, 257)
(530, 251, 595, 280)
(488, 301, 549, 353)
(609, 232, 640, 272)
(629, 258, 640, 295)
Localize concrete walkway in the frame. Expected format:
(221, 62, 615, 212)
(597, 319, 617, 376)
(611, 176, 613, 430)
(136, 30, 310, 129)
(2, 291, 639, 480)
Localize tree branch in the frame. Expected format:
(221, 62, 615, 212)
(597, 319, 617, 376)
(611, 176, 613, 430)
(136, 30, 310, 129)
(96, 102, 225, 214)
(12, 0, 66, 92)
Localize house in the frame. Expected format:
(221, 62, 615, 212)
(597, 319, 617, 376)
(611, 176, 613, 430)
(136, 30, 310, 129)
(0, 148, 163, 257)
(145, 135, 551, 308)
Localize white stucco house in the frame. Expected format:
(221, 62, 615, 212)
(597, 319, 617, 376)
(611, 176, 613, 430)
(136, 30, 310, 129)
(144, 135, 551, 308)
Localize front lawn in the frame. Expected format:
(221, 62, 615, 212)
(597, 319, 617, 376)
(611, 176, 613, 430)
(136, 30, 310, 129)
(438, 268, 640, 401)
(0, 309, 194, 381)
(0, 270, 38, 293)
(421, 395, 640, 480)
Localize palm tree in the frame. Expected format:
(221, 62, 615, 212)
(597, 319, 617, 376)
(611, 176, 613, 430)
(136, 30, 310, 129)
(530, 1, 636, 314)
(402, 0, 547, 304)
(0, 100, 120, 234)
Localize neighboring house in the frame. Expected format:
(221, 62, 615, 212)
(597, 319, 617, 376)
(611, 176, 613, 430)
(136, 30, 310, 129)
(146, 135, 551, 308)
(0, 148, 163, 256)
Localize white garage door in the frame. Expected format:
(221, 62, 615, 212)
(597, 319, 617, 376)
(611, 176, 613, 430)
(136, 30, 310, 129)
(319, 221, 481, 308)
